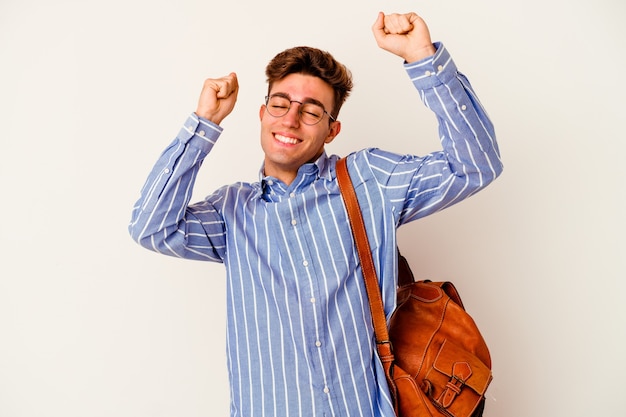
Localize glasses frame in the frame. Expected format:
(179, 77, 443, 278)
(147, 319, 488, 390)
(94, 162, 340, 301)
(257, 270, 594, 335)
(264, 94, 336, 125)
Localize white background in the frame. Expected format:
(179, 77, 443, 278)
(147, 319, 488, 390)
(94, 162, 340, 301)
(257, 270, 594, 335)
(1, 0, 625, 416)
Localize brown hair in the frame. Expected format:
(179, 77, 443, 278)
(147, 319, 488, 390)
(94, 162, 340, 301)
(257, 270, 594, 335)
(265, 46, 353, 119)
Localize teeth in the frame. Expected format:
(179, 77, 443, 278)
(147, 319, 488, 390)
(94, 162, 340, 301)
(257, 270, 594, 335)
(275, 134, 299, 145)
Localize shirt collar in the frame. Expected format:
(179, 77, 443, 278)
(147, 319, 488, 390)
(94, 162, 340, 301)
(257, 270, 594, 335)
(258, 152, 335, 200)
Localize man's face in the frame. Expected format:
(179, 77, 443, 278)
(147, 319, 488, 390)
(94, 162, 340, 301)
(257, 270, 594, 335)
(259, 73, 341, 185)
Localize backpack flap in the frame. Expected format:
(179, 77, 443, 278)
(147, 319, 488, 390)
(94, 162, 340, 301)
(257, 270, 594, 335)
(423, 339, 493, 417)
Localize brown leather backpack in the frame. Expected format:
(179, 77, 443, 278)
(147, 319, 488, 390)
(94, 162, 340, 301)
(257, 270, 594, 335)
(337, 158, 493, 417)
(387, 254, 492, 417)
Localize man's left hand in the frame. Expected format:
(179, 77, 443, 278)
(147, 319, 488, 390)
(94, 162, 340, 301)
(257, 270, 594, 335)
(372, 12, 436, 63)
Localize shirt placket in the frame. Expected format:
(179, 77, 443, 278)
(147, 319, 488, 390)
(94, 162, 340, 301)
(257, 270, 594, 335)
(282, 193, 336, 413)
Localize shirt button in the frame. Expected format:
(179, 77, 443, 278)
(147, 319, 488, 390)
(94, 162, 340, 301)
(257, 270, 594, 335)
(291, 219, 297, 226)
(323, 387, 330, 394)
(267, 180, 274, 185)
(461, 104, 467, 111)
(164, 168, 170, 174)
(303, 260, 309, 267)
(437, 65, 443, 72)
(198, 130, 205, 136)
(289, 192, 296, 198)
(310, 297, 316, 303)
(424, 70, 431, 76)
(315, 341, 322, 347)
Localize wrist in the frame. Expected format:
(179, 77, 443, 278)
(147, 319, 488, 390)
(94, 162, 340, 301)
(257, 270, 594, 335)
(195, 108, 224, 126)
(404, 43, 436, 63)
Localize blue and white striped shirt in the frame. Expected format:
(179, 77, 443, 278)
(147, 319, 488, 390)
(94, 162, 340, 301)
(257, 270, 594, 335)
(129, 43, 502, 417)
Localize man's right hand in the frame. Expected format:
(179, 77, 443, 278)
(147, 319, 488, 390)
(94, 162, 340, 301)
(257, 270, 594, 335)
(195, 72, 239, 125)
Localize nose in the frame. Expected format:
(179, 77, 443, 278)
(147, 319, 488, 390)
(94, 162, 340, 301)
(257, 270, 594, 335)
(281, 102, 301, 127)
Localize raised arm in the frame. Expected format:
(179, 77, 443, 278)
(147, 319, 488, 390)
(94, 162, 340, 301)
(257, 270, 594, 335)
(364, 12, 503, 223)
(128, 73, 239, 261)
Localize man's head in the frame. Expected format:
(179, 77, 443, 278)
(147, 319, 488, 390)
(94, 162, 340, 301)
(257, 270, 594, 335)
(265, 46, 353, 120)
(259, 47, 353, 185)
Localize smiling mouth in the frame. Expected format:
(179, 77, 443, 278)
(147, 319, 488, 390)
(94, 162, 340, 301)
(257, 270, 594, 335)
(274, 133, 301, 145)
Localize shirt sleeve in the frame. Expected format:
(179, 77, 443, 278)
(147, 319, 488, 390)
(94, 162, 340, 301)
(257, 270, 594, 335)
(364, 42, 503, 225)
(128, 113, 227, 262)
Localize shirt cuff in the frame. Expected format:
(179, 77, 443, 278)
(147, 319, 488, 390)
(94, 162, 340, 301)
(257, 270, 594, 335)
(404, 42, 458, 89)
(176, 113, 223, 149)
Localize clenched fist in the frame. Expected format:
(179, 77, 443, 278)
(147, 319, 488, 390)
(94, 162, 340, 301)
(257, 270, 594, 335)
(195, 72, 239, 125)
(372, 12, 435, 63)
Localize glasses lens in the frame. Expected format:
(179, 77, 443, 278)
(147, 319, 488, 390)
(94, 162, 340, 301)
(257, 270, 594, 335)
(300, 103, 324, 125)
(266, 96, 290, 117)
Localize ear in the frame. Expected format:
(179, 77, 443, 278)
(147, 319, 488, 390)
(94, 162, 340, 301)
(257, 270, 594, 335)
(259, 104, 266, 121)
(324, 121, 341, 144)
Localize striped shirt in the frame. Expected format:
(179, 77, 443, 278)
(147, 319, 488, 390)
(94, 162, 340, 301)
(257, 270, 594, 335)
(129, 43, 502, 417)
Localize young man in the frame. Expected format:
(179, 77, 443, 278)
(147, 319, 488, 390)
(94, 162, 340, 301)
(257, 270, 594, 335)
(129, 11, 502, 417)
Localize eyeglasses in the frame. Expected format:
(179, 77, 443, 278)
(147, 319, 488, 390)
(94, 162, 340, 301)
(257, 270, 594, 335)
(264, 94, 336, 125)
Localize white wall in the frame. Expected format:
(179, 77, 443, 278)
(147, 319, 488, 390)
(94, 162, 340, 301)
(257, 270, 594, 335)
(1, 0, 624, 416)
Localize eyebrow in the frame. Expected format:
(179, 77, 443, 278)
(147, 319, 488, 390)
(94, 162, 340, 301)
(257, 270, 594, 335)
(270, 92, 327, 109)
